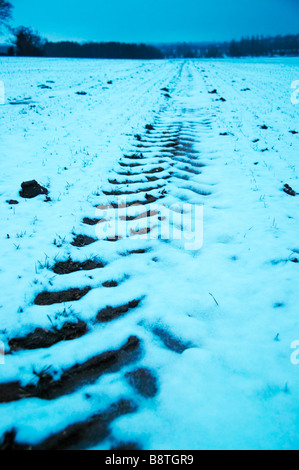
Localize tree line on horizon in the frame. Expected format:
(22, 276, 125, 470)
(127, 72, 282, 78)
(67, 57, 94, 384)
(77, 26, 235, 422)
(3, 29, 299, 59)
(159, 34, 299, 58)
(43, 40, 163, 59)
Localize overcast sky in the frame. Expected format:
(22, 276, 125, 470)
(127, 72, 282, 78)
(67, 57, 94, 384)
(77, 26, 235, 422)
(8, 0, 299, 43)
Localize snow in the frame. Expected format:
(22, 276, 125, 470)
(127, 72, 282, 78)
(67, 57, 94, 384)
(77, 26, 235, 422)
(0, 56, 299, 450)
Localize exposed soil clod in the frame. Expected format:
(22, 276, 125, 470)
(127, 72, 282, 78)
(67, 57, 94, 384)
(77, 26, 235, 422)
(71, 235, 97, 247)
(82, 217, 105, 226)
(0, 399, 137, 450)
(6, 200, 19, 205)
(38, 84, 52, 89)
(34, 286, 91, 306)
(35, 399, 137, 450)
(19, 180, 48, 199)
(120, 209, 159, 221)
(96, 299, 141, 323)
(144, 167, 165, 174)
(152, 326, 192, 354)
(0, 429, 30, 450)
(102, 281, 118, 288)
(124, 154, 144, 160)
(0, 382, 22, 405)
(130, 227, 151, 236)
(283, 184, 297, 196)
(9, 99, 35, 106)
(119, 162, 143, 168)
(118, 171, 142, 176)
(53, 259, 104, 275)
(105, 236, 122, 242)
(0, 336, 141, 404)
(125, 367, 158, 398)
(111, 442, 141, 451)
(146, 176, 159, 182)
(8, 320, 88, 352)
(109, 178, 145, 185)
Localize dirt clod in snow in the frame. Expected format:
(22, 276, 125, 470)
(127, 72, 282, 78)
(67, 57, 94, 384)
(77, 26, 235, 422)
(34, 287, 91, 305)
(125, 367, 158, 398)
(0, 337, 141, 406)
(152, 326, 192, 354)
(0, 400, 137, 450)
(102, 281, 118, 288)
(38, 84, 52, 90)
(6, 200, 19, 205)
(0, 430, 28, 450)
(96, 299, 141, 323)
(19, 180, 48, 199)
(53, 259, 104, 274)
(9, 321, 88, 352)
(82, 217, 105, 226)
(71, 235, 97, 247)
(283, 184, 297, 196)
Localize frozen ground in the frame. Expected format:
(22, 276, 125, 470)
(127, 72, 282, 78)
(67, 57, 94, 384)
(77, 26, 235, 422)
(0, 57, 298, 450)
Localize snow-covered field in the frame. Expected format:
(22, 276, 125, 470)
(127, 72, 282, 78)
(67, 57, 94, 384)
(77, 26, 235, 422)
(0, 57, 298, 450)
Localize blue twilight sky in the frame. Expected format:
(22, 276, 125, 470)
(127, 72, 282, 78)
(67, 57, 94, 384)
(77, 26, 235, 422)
(8, 0, 299, 43)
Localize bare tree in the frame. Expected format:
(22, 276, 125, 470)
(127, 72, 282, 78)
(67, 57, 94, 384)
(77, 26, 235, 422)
(0, 0, 12, 23)
(14, 26, 45, 56)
